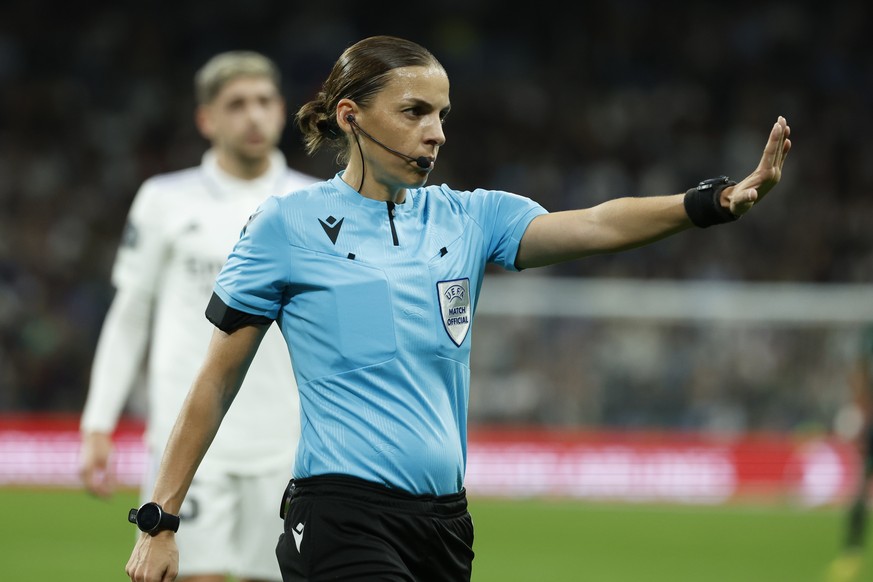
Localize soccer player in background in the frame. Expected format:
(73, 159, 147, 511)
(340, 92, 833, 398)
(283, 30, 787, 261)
(79, 51, 319, 582)
(827, 324, 873, 582)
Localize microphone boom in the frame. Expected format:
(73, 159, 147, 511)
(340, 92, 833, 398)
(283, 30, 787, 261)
(347, 115, 432, 169)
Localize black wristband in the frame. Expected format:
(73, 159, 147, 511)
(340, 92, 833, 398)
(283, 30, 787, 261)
(684, 176, 738, 228)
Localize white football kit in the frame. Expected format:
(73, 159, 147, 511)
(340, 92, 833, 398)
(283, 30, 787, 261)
(81, 149, 317, 579)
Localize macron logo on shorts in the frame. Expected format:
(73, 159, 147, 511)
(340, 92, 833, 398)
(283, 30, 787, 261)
(292, 522, 305, 552)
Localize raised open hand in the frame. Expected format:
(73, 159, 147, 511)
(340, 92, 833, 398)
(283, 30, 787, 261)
(727, 116, 792, 217)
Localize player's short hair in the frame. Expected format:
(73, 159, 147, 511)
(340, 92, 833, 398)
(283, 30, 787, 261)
(194, 51, 281, 105)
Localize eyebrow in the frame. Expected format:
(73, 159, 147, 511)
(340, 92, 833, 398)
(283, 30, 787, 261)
(401, 97, 451, 113)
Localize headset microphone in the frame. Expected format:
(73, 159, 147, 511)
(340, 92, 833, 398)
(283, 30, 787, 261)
(345, 114, 432, 169)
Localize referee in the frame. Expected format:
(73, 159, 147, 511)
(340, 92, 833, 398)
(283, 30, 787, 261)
(125, 35, 791, 582)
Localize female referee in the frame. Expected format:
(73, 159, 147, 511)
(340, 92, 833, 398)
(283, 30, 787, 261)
(126, 35, 791, 582)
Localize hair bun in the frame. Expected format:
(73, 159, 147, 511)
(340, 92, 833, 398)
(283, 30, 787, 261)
(315, 119, 342, 140)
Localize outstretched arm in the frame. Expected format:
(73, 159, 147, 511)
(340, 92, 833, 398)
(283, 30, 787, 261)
(516, 116, 791, 269)
(124, 323, 268, 582)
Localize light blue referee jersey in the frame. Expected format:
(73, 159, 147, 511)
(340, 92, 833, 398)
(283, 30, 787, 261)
(213, 173, 547, 495)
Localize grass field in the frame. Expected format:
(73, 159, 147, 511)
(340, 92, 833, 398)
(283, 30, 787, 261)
(1, 488, 863, 581)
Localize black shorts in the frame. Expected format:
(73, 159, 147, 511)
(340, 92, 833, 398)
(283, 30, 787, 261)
(275, 475, 474, 581)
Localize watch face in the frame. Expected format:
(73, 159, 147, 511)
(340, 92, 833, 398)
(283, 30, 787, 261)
(137, 503, 161, 531)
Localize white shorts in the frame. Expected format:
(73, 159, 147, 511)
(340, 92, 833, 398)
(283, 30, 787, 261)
(142, 457, 290, 580)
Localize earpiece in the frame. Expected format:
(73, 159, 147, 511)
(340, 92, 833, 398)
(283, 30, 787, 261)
(345, 114, 355, 123)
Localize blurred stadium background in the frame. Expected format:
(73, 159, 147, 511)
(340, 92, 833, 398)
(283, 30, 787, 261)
(1, 1, 872, 580)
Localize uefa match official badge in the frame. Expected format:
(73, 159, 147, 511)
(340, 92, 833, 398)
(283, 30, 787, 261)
(437, 278, 471, 346)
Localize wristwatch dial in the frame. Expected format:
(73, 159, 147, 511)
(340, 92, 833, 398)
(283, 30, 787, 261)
(136, 503, 162, 532)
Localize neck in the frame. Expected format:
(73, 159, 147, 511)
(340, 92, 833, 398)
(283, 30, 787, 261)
(341, 170, 406, 203)
(215, 150, 272, 180)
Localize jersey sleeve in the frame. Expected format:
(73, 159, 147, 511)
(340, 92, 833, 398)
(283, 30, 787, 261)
(469, 188, 548, 271)
(80, 287, 152, 433)
(81, 178, 165, 433)
(110, 179, 170, 295)
(211, 195, 288, 319)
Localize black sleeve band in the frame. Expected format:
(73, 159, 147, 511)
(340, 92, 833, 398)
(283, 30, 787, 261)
(683, 181, 738, 228)
(205, 292, 273, 333)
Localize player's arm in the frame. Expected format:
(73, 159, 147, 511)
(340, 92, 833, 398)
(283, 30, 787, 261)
(79, 286, 153, 497)
(125, 322, 268, 582)
(80, 180, 169, 497)
(516, 116, 791, 269)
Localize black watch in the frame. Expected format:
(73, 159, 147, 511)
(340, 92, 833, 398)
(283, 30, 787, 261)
(128, 502, 180, 535)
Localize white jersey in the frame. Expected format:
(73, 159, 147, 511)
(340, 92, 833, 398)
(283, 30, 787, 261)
(81, 150, 318, 475)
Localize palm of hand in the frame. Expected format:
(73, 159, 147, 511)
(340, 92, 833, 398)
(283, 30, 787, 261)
(728, 116, 792, 217)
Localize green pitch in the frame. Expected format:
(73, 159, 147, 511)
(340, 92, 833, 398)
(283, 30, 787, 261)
(470, 497, 854, 582)
(1, 488, 860, 581)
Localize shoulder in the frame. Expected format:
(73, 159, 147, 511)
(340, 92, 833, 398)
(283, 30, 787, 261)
(419, 183, 536, 210)
(248, 181, 333, 232)
(281, 167, 322, 190)
(134, 166, 203, 208)
(272, 179, 336, 208)
(141, 166, 202, 192)
(421, 183, 527, 200)
(417, 183, 473, 207)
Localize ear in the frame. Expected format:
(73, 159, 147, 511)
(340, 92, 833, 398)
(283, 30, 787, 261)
(195, 105, 214, 140)
(336, 99, 357, 134)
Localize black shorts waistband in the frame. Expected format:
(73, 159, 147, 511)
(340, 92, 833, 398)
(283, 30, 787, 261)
(289, 474, 467, 517)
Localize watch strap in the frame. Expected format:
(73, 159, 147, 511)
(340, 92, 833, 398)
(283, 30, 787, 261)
(158, 507, 181, 534)
(684, 175, 738, 228)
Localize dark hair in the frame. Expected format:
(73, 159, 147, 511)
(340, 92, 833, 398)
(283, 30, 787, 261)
(295, 35, 443, 164)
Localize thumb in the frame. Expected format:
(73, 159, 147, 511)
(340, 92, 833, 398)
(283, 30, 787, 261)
(729, 187, 759, 216)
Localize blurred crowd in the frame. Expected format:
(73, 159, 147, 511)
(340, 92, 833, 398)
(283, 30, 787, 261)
(1, 1, 871, 431)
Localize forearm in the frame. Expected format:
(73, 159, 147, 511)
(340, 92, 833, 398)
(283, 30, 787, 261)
(147, 372, 232, 513)
(145, 325, 266, 513)
(518, 194, 690, 268)
(584, 194, 691, 251)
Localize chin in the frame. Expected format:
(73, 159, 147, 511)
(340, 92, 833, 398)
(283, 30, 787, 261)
(407, 178, 429, 190)
(239, 145, 272, 161)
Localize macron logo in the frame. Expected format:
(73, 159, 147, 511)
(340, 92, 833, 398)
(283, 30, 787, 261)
(319, 216, 344, 245)
(292, 522, 305, 552)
